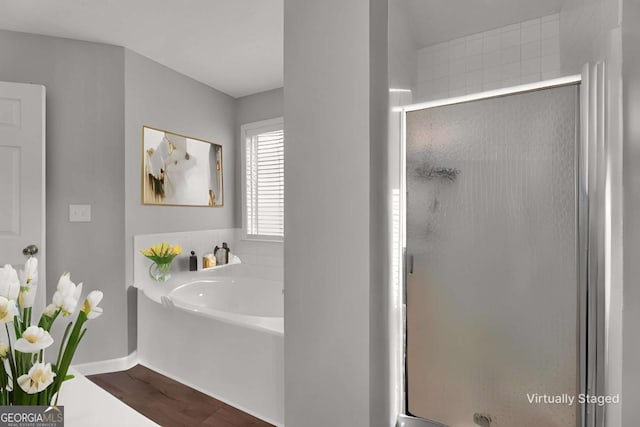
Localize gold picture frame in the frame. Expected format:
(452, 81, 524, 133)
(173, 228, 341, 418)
(141, 126, 223, 207)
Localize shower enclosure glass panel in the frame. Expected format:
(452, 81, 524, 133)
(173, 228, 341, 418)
(405, 85, 579, 427)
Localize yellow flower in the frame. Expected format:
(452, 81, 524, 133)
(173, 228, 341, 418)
(140, 242, 181, 263)
(151, 243, 164, 256)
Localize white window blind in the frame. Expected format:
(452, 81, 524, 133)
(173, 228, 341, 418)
(243, 120, 284, 239)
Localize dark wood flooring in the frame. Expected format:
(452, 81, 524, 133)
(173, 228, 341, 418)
(88, 365, 274, 427)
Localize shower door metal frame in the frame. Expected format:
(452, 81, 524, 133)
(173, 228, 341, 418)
(398, 68, 605, 427)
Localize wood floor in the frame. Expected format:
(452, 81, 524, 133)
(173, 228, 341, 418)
(88, 365, 274, 427)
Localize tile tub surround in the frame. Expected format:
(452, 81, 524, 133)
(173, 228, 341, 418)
(416, 13, 561, 101)
(134, 229, 235, 285)
(133, 228, 283, 287)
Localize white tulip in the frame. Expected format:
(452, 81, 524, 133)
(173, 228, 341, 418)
(0, 265, 20, 302)
(43, 304, 57, 317)
(18, 285, 37, 309)
(19, 257, 38, 286)
(14, 326, 54, 354)
(52, 273, 83, 316)
(17, 362, 55, 394)
(18, 258, 39, 308)
(0, 297, 17, 323)
(82, 290, 104, 319)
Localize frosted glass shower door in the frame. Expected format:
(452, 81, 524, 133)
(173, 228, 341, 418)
(405, 85, 579, 427)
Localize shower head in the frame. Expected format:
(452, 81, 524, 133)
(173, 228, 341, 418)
(416, 165, 460, 181)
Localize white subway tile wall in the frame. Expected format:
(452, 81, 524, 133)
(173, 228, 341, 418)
(416, 14, 561, 102)
(132, 228, 283, 287)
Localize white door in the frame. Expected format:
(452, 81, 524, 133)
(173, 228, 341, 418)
(0, 81, 45, 312)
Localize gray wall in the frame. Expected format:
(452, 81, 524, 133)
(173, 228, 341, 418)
(284, 0, 391, 424)
(388, 0, 417, 92)
(0, 32, 239, 363)
(124, 50, 237, 351)
(0, 30, 127, 363)
(622, 0, 640, 424)
(235, 88, 284, 228)
(370, 0, 391, 425)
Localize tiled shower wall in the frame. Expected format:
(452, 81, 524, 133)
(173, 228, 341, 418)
(416, 14, 561, 102)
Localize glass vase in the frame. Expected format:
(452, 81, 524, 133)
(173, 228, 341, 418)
(149, 262, 172, 282)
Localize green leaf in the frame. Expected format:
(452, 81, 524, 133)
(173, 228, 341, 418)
(55, 322, 73, 371)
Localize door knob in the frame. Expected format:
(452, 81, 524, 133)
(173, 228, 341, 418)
(22, 245, 38, 256)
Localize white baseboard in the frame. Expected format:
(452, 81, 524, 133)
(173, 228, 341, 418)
(71, 351, 139, 376)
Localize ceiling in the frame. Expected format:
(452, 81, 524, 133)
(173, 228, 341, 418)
(0, 0, 283, 98)
(0, 1, 566, 96)
(405, 0, 564, 48)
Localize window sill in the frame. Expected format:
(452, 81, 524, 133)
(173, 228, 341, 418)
(240, 236, 284, 244)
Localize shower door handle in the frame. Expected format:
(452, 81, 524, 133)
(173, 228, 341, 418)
(403, 251, 414, 306)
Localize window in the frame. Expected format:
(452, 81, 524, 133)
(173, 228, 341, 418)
(241, 118, 284, 240)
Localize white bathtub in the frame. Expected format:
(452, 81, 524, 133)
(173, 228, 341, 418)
(166, 277, 284, 335)
(137, 264, 284, 426)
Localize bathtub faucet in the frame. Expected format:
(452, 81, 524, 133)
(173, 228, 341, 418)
(160, 295, 175, 309)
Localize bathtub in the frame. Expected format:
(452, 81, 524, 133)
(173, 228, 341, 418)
(137, 263, 284, 426)
(165, 277, 284, 335)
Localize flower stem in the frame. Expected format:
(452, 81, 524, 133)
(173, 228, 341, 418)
(4, 323, 21, 404)
(22, 307, 31, 330)
(52, 311, 88, 405)
(55, 322, 72, 370)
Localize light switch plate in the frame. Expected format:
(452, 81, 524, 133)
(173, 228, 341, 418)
(69, 204, 91, 222)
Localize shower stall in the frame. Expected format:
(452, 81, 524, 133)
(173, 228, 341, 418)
(399, 67, 606, 427)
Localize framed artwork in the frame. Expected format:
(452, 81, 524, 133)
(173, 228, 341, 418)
(142, 126, 223, 207)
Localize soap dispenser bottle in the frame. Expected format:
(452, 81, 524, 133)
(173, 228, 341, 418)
(214, 243, 230, 265)
(214, 245, 222, 265)
(222, 242, 230, 264)
(189, 251, 198, 271)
